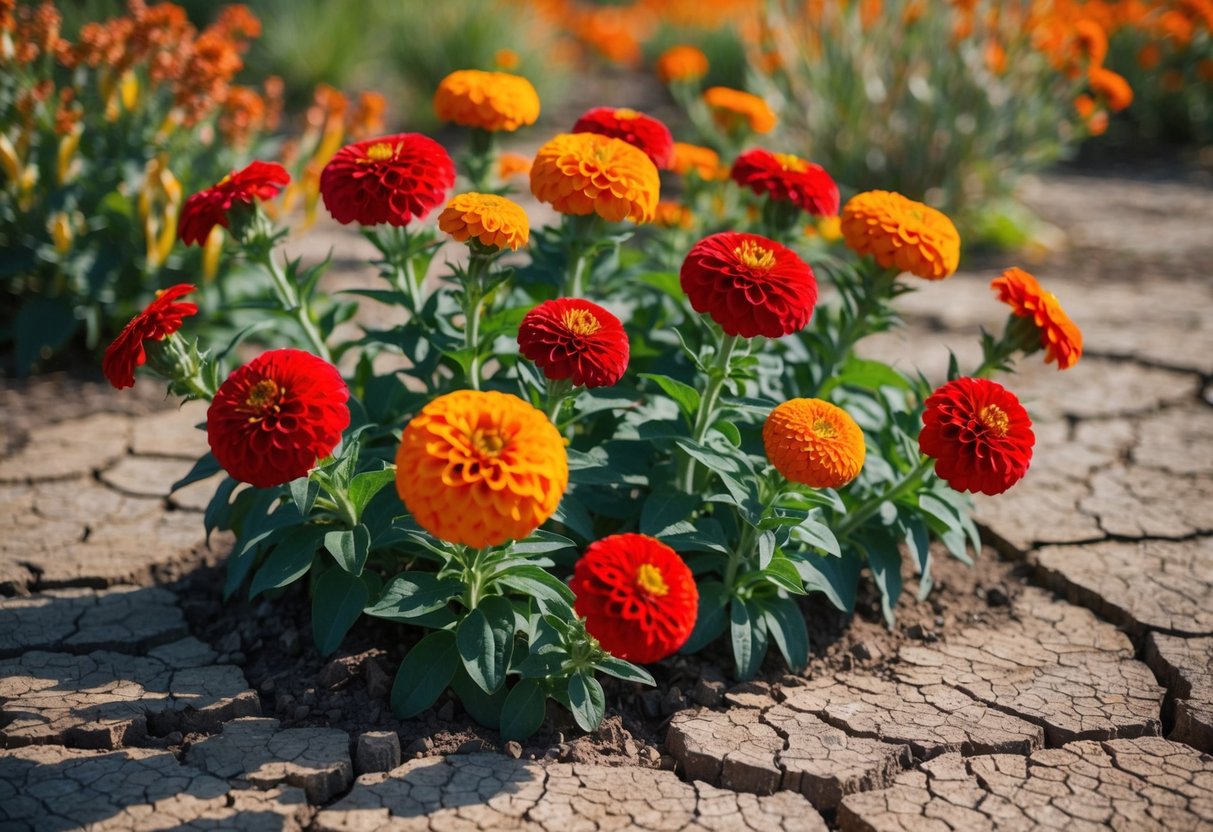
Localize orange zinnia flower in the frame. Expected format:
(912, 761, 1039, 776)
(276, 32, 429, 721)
(991, 267, 1083, 370)
(438, 193, 530, 251)
(654, 201, 693, 229)
(670, 142, 723, 180)
(395, 390, 568, 549)
(703, 86, 777, 134)
(655, 44, 709, 83)
(840, 190, 961, 280)
(497, 151, 532, 180)
(763, 398, 865, 488)
(1088, 67, 1133, 112)
(530, 132, 660, 224)
(433, 69, 540, 132)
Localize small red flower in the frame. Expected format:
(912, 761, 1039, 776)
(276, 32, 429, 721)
(571, 533, 698, 664)
(179, 161, 289, 245)
(572, 106, 674, 169)
(680, 232, 817, 339)
(730, 148, 839, 217)
(319, 134, 455, 227)
(517, 298, 630, 388)
(919, 377, 1035, 496)
(207, 349, 350, 489)
(102, 284, 198, 389)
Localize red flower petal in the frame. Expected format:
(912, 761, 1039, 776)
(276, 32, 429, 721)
(179, 161, 290, 246)
(102, 284, 198, 389)
(730, 148, 839, 217)
(517, 298, 630, 388)
(572, 107, 675, 169)
(319, 134, 455, 227)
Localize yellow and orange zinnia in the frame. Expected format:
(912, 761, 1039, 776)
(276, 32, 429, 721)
(438, 193, 530, 251)
(433, 69, 540, 132)
(840, 190, 961, 280)
(763, 399, 866, 489)
(991, 267, 1083, 370)
(703, 86, 777, 134)
(395, 390, 568, 549)
(670, 142, 723, 180)
(530, 132, 660, 224)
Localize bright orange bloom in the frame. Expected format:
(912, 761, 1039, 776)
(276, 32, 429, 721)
(433, 69, 540, 132)
(395, 390, 568, 549)
(1088, 67, 1133, 112)
(655, 44, 709, 83)
(438, 193, 530, 251)
(840, 190, 960, 280)
(654, 201, 693, 229)
(764, 398, 865, 489)
(670, 142, 722, 179)
(497, 151, 532, 180)
(991, 267, 1083, 370)
(530, 132, 660, 224)
(1072, 19, 1108, 66)
(703, 86, 777, 134)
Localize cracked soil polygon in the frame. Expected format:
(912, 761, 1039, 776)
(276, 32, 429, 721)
(1146, 633, 1213, 752)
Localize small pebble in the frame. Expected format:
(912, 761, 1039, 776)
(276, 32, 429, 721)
(505, 740, 522, 759)
(986, 585, 1010, 607)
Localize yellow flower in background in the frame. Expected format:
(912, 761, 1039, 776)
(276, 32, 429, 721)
(434, 69, 540, 132)
(703, 86, 777, 134)
(50, 212, 73, 254)
(438, 193, 530, 251)
(840, 190, 960, 280)
(530, 132, 660, 224)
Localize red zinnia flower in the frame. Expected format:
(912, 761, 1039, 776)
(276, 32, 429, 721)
(919, 377, 1035, 496)
(102, 284, 198, 389)
(179, 161, 289, 245)
(730, 148, 840, 217)
(572, 106, 675, 170)
(517, 298, 630, 389)
(207, 349, 350, 489)
(319, 134, 456, 227)
(680, 232, 817, 339)
(571, 533, 698, 664)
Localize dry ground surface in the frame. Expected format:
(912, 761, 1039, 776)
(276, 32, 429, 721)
(1, 162, 1212, 831)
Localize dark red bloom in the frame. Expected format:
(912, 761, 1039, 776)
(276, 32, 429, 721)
(103, 284, 198, 389)
(572, 107, 674, 170)
(919, 377, 1035, 496)
(571, 533, 698, 664)
(179, 161, 289, 245)
(207, 349, 350, 489)
(319, 133, 456, 227)
(680, 232, 817, 338)
(730, 148, 839, 217)
(517, 298, 629, 388)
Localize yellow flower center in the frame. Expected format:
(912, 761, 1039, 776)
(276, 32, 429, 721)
(560, 308, 602, 337)
(978, 404, 1010, 437)
(813, 418, 837, 438)
(773, 152, 807, 172)
(365, 142, 395, 162)
(734, 239, 776, 271)
(243, 378, 281, 417)
(614, 108, 639, 120)
(471, 428, 506, 457)
(635, 562, 669, 597)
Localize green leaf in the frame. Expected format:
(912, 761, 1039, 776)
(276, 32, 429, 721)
(794, 552, 860, 613)
(348, 468, 396, 520)
(510, 530, 577, 555)
(249, 526, 323, 598)
(730, 598, 768, 681)
(596, 656, 655, 686)
(288, 477, 320, 517)
(311, 568, 369, 657)
(680, 580, 728, 654)
(863, 530, 903, 629)
(762, 554, 806, 595)
(324, 525, 371, 576)
(450, 665, 508, 730)
(901, 515, 933, 601)
(762, 597, 810, 672)
(639, 492, 701, 537)
(456, 596, 515, 694)
(364, 572, 462, 620)
(674, 439, 742, 474)
(712, 420, 742, 447)
(391, 631, 459, 718)
(500, 678, 548, 741)
(495, 566, 575, 613)
(791, 516, 841, 557)
(567, 670, 606, 733)
(639, 373, 700, 424)
(173, 454, 222, 492)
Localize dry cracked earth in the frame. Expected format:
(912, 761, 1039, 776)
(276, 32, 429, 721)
(1, 163, 1212, 831)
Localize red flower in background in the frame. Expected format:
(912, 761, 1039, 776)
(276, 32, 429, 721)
(319, 133, 455, 226)
(179, 161, 289, 245)
(572, 106, 674, 169)
(680, 232, 817, 339)
(517, 298, 630, 388)
(730, 148, 840, 217)
(207, 349, 350, 488)
(103, 284, 198, 389)
(571, 533, 698, 664)
(919, 377, 1034, 496)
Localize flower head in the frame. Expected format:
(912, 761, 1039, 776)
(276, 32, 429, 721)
(703, 86, 777, 134)
(764, 398, 866, 488)
(571, 533, 698, 664)
(207, 349, 350, 489)
(497, 151, 532, 180)
(103, 284, 198, 389)
(680, 232, 817, 338)
(320, 134, 455, 227)
(433, 69, 540, 132)
(919, 377, 1034, 496)
(1088, 66, 1133, 112)
(654, 201, 693, 229)
(179, 161, 289, 245)
(730, 148, 840, 217)
(840, 190, 960, 280)
(517, 298, 629, 388)
(656, 44, 709, 83)
(395, 390, 568, 548)
(670, 142, 723, 180)
(991, 267, 1083, 370)
(572, 106, 674, 169)
(530, 132, 660, 224)
(438, 193, 529, 250)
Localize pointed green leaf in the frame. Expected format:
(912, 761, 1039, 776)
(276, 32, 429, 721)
(311, 568, 369, 656)
(500, 678, 548, 741)
(288, 476, 319, 517)
(730, 597, 768, 681)
(348, 468, 397, 520)
(762, 597, 810, 672)
(364, 572, 462, 620)
(249, 526, 323, 598)
(567, 671, 606, 733)
(325, 525, 370, 576)
(391, 631, 459, 718)
(456, 596, 515, 694)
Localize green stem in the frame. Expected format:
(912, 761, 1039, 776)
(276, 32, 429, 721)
(724, 522, 756, 592)
(462, 546, 487, 610)
(834, 455, 934, 541)
(544, 377, 574, 423)
(463, 249, 494, 391)
(257, 249, 332, 363)
(567, 247, 589, 298)
(680, 334, 740, 493)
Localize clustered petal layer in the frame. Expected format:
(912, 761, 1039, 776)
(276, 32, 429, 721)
(320, 134, 455, 227)
(991, 267, 1083, 370)
(438, 193, 530, 250)
(179, 160, 289, 245)
(763, 398, 866, 489)
(530, 132, 660, 223)
(730, 148, 840, 217)
(571, 533, 698, 664)
(395, 390, 569, 549)
(572, 106, 674, 169)
(102, 283, 198, 389)
(517, 298, 630, 388)
(433, 69, 541, 132)
(840, 190, 961, 280)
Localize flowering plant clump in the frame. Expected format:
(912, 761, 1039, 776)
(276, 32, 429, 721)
(110, 64, 1083, 739)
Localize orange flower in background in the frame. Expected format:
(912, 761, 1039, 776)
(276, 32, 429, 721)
(572, 106, 674, 169)
(840, 190, 960, 280)
(395, 390, 568, 549)
(764, 398, 866, 489)
(670, 142, 723, 179)
(495, 48, 520, 70)
(218, 85, 266, 147)
(571, 534, 698, 664)
(654, 201, 693, 229)
(1137, 43, 1161, 71)
(179, 160, 289, 245)
(1072, 19, 1108, 66)
(498, 151, 532, 180)
(102, 284, 198, 389)
(656, 44, 709, 83)
(1088, 67, 1133, 112)
(349, 91, 387, 140)
(703, 86, 777, 134)
(991, 267, 1083, 370)
(438, 193, 530, 251)
(433, 69, 540, 132)
(530, 132, 660, 223)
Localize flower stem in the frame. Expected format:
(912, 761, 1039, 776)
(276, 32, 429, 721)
(544, 377, 574, 423)
(257, 249, 332, 363)
(834, 455, 934, 541)
(680, 334, 740, 493)
(463, 249, 494, 391)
